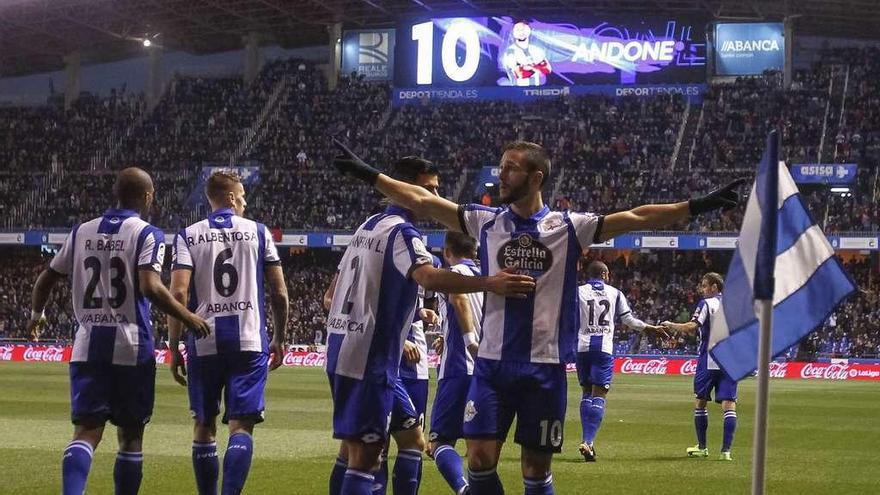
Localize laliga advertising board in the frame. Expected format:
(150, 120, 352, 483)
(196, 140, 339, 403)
(393, 16, 707, 102)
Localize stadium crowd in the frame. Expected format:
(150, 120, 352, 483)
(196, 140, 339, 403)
(1, 48, 879, 360)
(0, 50, 877, 231)
(1, 246, 876, 360)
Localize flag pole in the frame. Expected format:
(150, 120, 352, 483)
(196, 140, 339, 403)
(752, 299, 774, 495)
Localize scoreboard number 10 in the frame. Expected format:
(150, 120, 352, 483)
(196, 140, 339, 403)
(411, 21, 481, 84)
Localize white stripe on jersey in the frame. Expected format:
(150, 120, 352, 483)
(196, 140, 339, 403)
(693, 295, 723, 370)
(172, 208, 280, 356)
(50, 209, 164, 366)
(437, 261, 483, 380)
(326, 208, 433, 381)
(459, 204, 601, 364)
(577, 281, 632, 354)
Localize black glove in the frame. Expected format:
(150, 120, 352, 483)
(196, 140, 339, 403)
(688, 178, 748, 216)
(331, 138, 380, 185)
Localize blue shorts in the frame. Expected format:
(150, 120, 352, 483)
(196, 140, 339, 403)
(575, 351, 614, 389)
(69, 361, 156, 427)
(694, 366, 738, 403)
(391, 376, 420, 432)
(329, 373, 395, 443)
(401, 377, 428, 429)
(463, 358, 568, 452)
(187, 352, 268, 424)
(429, 375, 471, 443)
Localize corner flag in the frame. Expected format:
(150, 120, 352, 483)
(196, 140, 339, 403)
(709, 131, 857, 381)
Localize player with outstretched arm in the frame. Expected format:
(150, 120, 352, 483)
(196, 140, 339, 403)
(332, 138, 744, 494)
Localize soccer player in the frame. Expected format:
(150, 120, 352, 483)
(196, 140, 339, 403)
(575, 260, 664, 462)
(26, 167, 210, 495)
(332, 139, 744, 494)
(323, 156, 536, 495)
(167, 171, 289, 494)
(428, 232, 483, 495)
(661, 272, 737, 461)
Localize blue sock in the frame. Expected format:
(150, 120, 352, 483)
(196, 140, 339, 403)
(579, 394, 593, 443)
(524, 474, 554, 495)
(114, 451, 143, 495)
(583, 396, 606, 445)
(371, 454, 387, 495)
(329, 456, 347, 495)
(392, 448, 422, 495)
(722, 410, 737, 452)
(221, 433, 253, 495)
(342, 469, 375, 495)
(694, 408, 708, 449)
(62, 440, 94, 495)
(468, 467, 504, 495)
(434, 444, 468, 493)
(192, 441, 219, 495)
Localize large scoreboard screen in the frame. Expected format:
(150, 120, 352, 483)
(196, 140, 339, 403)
(394, 16, 706, 88)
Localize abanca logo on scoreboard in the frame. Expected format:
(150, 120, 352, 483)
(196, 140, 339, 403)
(719, 39, 781, 53)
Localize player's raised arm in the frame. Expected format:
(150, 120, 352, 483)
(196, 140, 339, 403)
(595, 179, 748, 242)
(331, 139, 463, 231)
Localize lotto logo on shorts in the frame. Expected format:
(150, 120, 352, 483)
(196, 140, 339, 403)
(464, 400, 477, 423)
(360, 433, 382, 443)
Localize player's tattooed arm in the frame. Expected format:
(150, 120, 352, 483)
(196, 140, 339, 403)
(27, 268, 64, 340)
(265, 265, 289, 371)
(332, 139, 463, 231)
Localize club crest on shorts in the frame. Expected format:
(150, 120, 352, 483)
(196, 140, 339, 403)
(497, 233, 553, 276)
(464, 400, 477, 422)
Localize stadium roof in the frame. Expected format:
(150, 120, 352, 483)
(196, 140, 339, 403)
(2, 0, 879, 77)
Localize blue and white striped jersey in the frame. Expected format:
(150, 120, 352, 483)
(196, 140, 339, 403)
(692, 295, 723, 370)
(577, 280, 641, 354)
(326, 206, 434, 381)
(400, 255, 442, 381)
(437, 259, 483, 380)
(458, 204, 602, 364)
(50, 208, 165, 366)
(172, 208, 280, 356)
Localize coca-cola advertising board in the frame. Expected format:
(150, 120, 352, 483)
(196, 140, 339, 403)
(3, 346, 880, 381)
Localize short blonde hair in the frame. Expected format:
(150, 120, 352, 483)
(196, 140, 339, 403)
(205, 170, 242, 203)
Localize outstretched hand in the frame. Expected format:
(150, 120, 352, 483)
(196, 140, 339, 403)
(331, 138, 381, 185)
(688, 178, 749, 216)
(486, 267, 536, 299)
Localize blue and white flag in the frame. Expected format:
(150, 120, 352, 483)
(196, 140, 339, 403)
(709, 132, 857, 380)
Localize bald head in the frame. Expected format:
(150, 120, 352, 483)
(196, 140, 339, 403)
(587, 261, 609, 281)
(113, 167, 154, 213)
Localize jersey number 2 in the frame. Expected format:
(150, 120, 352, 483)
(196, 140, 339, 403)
(341, 256, 361, 315)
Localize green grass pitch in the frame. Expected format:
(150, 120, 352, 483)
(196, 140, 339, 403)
(0, 363, 877, 494)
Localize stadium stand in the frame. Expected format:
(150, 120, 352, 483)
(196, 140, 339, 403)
(1, 48, 878, 358)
